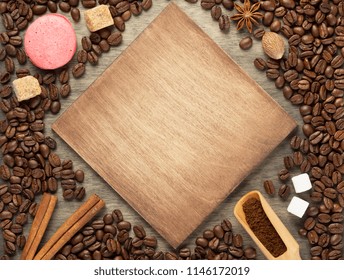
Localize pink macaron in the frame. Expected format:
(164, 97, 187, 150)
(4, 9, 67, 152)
(24, 14, 77, 70)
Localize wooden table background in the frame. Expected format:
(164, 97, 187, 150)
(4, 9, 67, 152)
(0, 0, 310, 259)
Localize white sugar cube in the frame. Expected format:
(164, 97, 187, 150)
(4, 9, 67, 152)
(287, 196, 309, 218)
(292, 173, 312, 193)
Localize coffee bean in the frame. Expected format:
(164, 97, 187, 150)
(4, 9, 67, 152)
(307, 230, 319, 245)
(266, 68, 280, 79)
(117, 221, 131, 231)
(328, 223, 344, 234)
(112, 209, 123, 223)
(212, 225, 224, 239)
(219, 14, 230, 32)
(254, 57, 267, 71)
(107, 32, 122, 46)
(133, 225, 146, 239)
(59, 83, 71, 98)
(330, 234, 342, 246)
(278, 184, 290, 200)
(0, 165, 11, 181)
(72, 63, 85, 78)
(270, 20, 281, 32)
(210, 5, 222, 20)
(283, 155, 294, 169)
(253, 27, 265, 39)
(263, 180, 275, 195)
(239, 36, 252, 50)
(290, 135, 301, 150)
(130, 2, 143, 16)
(278, 168, 290, 181)
(117, 230, 129, 244)
(82, 0, 97, 8)
(201, 0, 216, 9)
(293, 151, 303, 166)
(201, 229, 214, 240)
(221, 219, 232, 232)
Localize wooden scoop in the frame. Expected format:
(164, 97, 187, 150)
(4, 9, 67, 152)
(234, 190, 301, 260)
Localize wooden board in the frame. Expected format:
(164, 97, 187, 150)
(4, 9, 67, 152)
(52, 3, 297, 248)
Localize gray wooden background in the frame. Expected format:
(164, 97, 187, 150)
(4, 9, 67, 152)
(0, 0, 310, 259)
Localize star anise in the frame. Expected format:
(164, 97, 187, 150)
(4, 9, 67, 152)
(230, 0, 263, 33)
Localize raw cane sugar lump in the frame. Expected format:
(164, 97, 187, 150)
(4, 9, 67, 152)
(291, 173, 312, 193)
(287, 196, 309, 218)
(13, 76, 41, 102)
(24, 14, 76, 70)
(84, 5, 114, 32)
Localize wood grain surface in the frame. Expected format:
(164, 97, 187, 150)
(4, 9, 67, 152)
(0, 0, 310, 259)
(52, 3, 296, 248)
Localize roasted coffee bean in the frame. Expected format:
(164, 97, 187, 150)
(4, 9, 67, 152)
(278, 169, 290, 181)
(112, 209, 123, 223)
(82, 0, 97, 8)
(219, 15, 230, 32)
(48, 152, 61, 167)
(304, 217, 316, 231)
(253, 27, 265, 39)
(130, 1, 143, 15)
(73, 186, 85, 200)
(0, 165, 11, 181)
(202, 229, 214, 240)
(293, 151, 303, 166)
(117, 230, 129, 244)
(211, 5, 222, 20)
(221, 219, 232, 232)
(328, 223, 344, 234)
(213, 225, 224, 239)
(107, 32, 122, 46)
(133, 225, 146, 239)
(72, 63, 85, 78)
(307, 230, 319, 245)
(283, 155, 294, 169)
(254, 57, 267, 71)
(195, 237, 208, 248)
(263, 180, 275, 195)
(92, 219, 105, 230)
(74, 169, 85, 183)
(266, 68, 280, 79)
(70, 7, 80, 22)
(278, 184, 290, 200)
(239, 36, 252, 50)
(201, 0, 216, 9)
(63, 189, 74, 200)
(290, 135, 301, 150)
(232, 234, 243, 247)
(143, 236, 157, 248)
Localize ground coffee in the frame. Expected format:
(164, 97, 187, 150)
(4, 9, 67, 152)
(243, 197, 287, 257)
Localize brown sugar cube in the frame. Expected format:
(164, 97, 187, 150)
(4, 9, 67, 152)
(84, 5, 114, 32)
(13, 76, 41, 102)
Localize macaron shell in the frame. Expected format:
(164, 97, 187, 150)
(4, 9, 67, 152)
(24, 14, 77, 70)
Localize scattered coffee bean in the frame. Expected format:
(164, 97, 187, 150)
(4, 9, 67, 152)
(239, 36, 253, 50)
(263, 180, 275, 195)
(219, 14, 230, 32)
(278, 184, 290, 200)
(278, 168, 290, 181)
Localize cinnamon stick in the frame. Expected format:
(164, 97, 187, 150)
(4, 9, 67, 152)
(34, 193, 105, 260)
(21, 192, 57, 260)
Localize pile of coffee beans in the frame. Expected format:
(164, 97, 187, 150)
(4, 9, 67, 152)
(72, 0, 153, 78)
(196, 0, 344, 259)
(0, 0, 152, 259)
(54, 209, 256, 260)
(255, 0, 344, 260)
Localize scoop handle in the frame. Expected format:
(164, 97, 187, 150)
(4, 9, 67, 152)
(280, 248, 302, 260)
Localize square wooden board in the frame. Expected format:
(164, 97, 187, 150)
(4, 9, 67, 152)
(52, 3, 297, 248)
